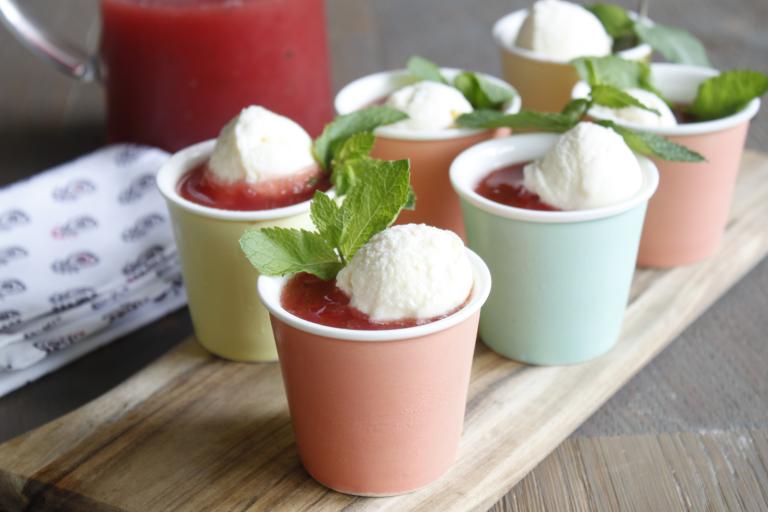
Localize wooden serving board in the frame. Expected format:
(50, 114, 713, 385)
(1, 151, 767, 512)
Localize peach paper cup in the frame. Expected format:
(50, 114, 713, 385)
(573, 63, 761, 267)
(256, 250, 491, 496)
(157, 140, 314, 362)
(451, 134, 658, 365)
(493, 8, 651, 113)
(335, 68, 520, 239)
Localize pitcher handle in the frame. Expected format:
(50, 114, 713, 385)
(0, 0, 99, 82)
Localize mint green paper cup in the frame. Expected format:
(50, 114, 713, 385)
(450, 134, 659, 365)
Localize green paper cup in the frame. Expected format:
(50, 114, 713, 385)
(450, 134, 658, 365)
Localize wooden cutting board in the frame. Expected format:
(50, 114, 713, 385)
(1, 151, 767, 512)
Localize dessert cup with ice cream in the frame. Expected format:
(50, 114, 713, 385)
(493, 0, 651, 112)
(451, 123, 658, 364)
(335, 61, 520, 238)
(243, 157, 491, 495)
(573, 63, 764, 267)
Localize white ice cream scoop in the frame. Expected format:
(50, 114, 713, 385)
(515, 0, 613, 61)
(385, 81, 473, 131)
(208, 106, 316, 184)
(336, 224, 473, 322)
(523, 122, 643, 210)
(590, 88, 678, 128)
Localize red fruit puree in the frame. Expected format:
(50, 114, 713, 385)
(474, 162, 559, 211)
(179, 164, 330, 211)
(100, 0, 333, 151)
(281, 273, 464, 330)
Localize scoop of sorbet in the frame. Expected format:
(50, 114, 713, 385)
(589, 88, 677, 128)
(523, 122, 643, 210)
(385, 81, 473, 131)
(336, 224, 473, 322)
(515, 0, 612, 61)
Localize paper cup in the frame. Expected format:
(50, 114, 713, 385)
(335, 68, 520, 239)
(257, 250, 491, 496)
(493, 8, 651, 113)
(157, 141, 314, 361)
(450, 134, 658, 365)
(573, 64, 761, 267)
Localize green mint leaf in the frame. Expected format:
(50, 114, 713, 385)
(453, 71, 515, 110)
(561, 98, 591, 122)
(406, 55, 448, 84)
(338, 159, 411, 261)
(572, 56, 652, 90)
(313, 107, 407, 170)
(239, 227, 342, 280)
(598, 120, 706, 162)
(634, 21, 710, 67)
(404, 189, 417, 211)
(587, 3, 635, 40)
(690, 70, 768, 121)
(310, 191, 343, 248)
(330, 132, 376, 196)
(591, 84, 660, 114)
(457, 110, 576, 132)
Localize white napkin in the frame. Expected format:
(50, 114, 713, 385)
(0, 145, 186, 397)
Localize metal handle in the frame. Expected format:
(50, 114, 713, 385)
(0, 0, 99, 82)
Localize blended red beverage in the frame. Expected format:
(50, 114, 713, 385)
(100, 0, 333, 151)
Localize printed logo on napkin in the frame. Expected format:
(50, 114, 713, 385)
(0, 145, 185, 387)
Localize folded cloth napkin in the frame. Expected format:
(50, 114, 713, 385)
(0, 145, 186, 397)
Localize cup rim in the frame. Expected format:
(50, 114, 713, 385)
(334, 67, 522, 141)
(449, 132, 659, 223)
(156, 140, 317, 222)
(492, 8, 652, 65)
(257, 248, 491, 342)
(571, 63, 762, 136)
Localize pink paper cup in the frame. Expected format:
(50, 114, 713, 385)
(335, 68, 520, 239)
(256, 250, 491, 496)
(574, 64, 761, 267)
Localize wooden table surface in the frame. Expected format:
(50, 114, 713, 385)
(0, 1, 766, 510)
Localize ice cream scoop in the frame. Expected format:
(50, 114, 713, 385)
(523, 122, 643, 210)
(336, 224, 473, 322)
(515, 0, 612, 61)
(590, 88, 677, 128)
(208, 106, 316, 184)
(385, 81, 473, 131)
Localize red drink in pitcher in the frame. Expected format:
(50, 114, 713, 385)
(100, 0, 333, 151)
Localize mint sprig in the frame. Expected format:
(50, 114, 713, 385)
(406, 55, 514, 111)
(240, 155, 412, 279)
(585, 3, 709, 66)
(572, 56, 662, 98)
(690, 70, 768, 121)
(312, 106, 407, 171)
(457, 94, 704, 162)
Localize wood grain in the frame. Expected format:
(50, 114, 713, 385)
(0, 152, 766, 511)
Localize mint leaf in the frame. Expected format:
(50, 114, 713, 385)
(457, 110, 576, 132)
(572, 56, 653, 90)
(330, 132, 376, 195)
(453, 71, 515, 110)
(313, 107, 407, 170)
(591, 84, 660, 114)
(310, 191, 343, 248)
(407, 55, 448, 84)
(239, 227, 342, 280)
(338, 159, 411, 261)
(561, 99, 591, 121)
(598, 121, 706, 162)
(690, 70, 768, 121)
(634, 21, 709, 67)
(587, 3, 635, 40)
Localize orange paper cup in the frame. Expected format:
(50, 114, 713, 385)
(573, 64, 761, 267)
(335, 69, 520, 239)
(493, 8, 651, 112)
(257, 250, 491, 496)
